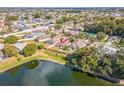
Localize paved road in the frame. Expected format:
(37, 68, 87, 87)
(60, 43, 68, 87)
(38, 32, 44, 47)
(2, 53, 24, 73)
(0, 27, 44, 38)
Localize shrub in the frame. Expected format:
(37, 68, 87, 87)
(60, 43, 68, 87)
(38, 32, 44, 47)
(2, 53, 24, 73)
(5, 35, 18, 44)
(38, 43, 44, 49)
(3, 45, 18, 57)
(22, 43, 37, 56)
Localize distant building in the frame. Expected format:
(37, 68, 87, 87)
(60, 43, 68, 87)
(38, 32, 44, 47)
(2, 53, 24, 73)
(0, 17, 5, 31)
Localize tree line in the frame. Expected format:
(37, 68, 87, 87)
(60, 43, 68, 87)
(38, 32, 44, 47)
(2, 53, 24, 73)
(66, 47, 124, 79)
(84, 16, 124, 37)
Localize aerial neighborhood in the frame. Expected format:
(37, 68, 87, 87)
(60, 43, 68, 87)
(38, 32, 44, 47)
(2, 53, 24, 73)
(0, 8, 124, 84)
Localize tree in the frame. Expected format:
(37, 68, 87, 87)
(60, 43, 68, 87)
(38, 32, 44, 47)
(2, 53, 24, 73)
(50, 32, 56, 38)
(66, 41, 124, 79)
(69, 37, 75, 43)
(62, 16, 69, 22)
(6, 16, 19, 21)
(78, 32, 85, 39)
(56, 19, 63, 24)
(24, 60, 39, 69)
(38, 43, 45, 49)
(24, 16, 29, 20)
(55, 24, 62, 30)
(5, 35, 18, 44)
(63, 32, 71, 37)
(3, 45, 18, 57)
(97, 32, 106, 41)
(33, 25, 37, 28)
(118, 39, 124, 47)
(45, 15, 51, 19)
(67, 47, 99, 71)
(84, 16, 124, 37)
(22, 43, 37, 56)
(33, 12, 41, 18)
(63, 45, 69, 51)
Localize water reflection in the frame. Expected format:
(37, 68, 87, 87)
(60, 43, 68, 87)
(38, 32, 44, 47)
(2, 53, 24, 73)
(22, 61, 76, 86)
(24, 60, 39, 70)
(0, 60, 115, 86)
(8, 66, 20, 77)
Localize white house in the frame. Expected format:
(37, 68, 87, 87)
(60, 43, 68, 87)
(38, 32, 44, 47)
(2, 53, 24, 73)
(101, 45, 117, 55)
(0, 44, 5, 50)
(0, 50, 6, 62)
(36, 35, 51, 42)
(13, 42, 27, 51)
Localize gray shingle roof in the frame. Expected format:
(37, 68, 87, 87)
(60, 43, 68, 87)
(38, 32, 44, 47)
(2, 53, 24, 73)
(14, 42, 27, 51)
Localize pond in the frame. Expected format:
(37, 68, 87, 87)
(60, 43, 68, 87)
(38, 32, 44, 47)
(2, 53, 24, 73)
(0, 60, 116, 86)
(86, 32, 97, 37)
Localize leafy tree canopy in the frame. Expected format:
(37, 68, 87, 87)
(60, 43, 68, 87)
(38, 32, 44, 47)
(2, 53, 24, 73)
(22, 43, 37, 56)
(5, 35, 18, 44)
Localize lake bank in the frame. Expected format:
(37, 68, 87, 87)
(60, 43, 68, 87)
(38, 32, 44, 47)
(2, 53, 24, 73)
(0, 49, 66, 73)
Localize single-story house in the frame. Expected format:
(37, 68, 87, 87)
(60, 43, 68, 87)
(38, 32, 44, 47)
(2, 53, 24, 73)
(89, 42, 101, 48)
(100, 45, 117, 55)
(52, 36, 61, 43)
(0, 22, 5, 31)
(13, 42, 27, 51)
(0, 44, 5, 50)
(56, 37, 71, 48)
(71, 40, 89, 49)
(36, 35, 51, 42)
(64, 28, 81, 36)
(0, 50, 6, 62)
(108, 36, 120, 43)
(69, 31, 80, 36)
(24, 31, 46, 39)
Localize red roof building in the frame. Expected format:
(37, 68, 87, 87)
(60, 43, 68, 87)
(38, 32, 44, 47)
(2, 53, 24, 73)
(56, 37, 71, 47)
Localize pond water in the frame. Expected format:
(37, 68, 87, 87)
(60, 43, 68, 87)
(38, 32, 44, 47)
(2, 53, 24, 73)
(0, 60, 115, 86)
(86, 32, 97, 37)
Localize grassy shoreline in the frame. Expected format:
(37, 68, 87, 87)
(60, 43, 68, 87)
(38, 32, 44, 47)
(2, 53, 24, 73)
(0, 49, 66, 73)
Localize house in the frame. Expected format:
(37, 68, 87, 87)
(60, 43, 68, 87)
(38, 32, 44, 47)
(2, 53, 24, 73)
(100, 45, 117, 55)
(64, 28, 80, 36)
(24, 31, 46, 39)
(13, 42, 27, 51)
(71, 39, 89, 49)
(0, 50, 6, 62)
(56, 37, 71, 48)
(45, 36, 61, 45)
(36, 35, 51, 42)
(108, 36, 120, 43)
(0, 44, 5, 50)
(118, 48, 124, 56)
(69, 31, 80, 36)
(52, 36, 61, 43)
(0, 18, 5, 31)
(89, 42, 101, 48)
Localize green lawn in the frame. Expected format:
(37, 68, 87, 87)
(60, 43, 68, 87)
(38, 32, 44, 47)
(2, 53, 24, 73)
(0, 49, 66, 73)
